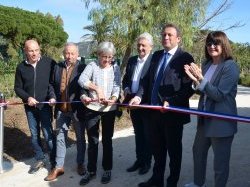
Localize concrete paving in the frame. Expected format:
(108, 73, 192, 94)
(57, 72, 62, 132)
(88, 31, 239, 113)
(1, 85, 250, 187)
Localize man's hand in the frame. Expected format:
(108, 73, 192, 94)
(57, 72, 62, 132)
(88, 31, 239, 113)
(129, 96, 141, 105)
(27, 97, 39, 106)
(48, 98, 56, 106)
(160, 101, 169, 113)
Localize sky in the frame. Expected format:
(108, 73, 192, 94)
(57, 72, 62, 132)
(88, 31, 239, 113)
(0, 0, 250, 44)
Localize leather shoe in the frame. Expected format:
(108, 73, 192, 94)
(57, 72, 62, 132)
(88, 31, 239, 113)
(126, 161, 141, 172)
(138, 178, 163, 187)
(44, 167, 64, 181)
(77, 164, 86, 176)
(139, 164, 150, 175)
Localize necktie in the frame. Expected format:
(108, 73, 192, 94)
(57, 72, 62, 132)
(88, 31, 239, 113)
(151, 53, 170, 105)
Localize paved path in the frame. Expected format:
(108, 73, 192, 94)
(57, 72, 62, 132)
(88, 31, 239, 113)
(1, 85, 250, 187)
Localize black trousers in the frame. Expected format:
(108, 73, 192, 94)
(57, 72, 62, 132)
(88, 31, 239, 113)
(149, 111, 184, 187)
(85, 109, 116, 172)
(130, 109, 152, 166)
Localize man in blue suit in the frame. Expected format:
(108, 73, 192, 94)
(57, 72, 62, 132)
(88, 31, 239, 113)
(122, 32, 153, 175)
(130, 24, 194, 187)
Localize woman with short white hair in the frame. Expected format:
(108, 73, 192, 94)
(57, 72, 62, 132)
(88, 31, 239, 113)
(78, 41, 121, 185)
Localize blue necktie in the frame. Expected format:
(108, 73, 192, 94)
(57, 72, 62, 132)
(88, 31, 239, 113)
(151, 53, 170, 105)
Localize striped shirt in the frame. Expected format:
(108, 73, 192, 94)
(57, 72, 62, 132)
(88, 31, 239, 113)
(78, 61, 121, 99)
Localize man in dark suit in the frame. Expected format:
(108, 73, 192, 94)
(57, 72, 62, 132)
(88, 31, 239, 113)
(130, 24, 194, 187)
(122, 32, 153, 175)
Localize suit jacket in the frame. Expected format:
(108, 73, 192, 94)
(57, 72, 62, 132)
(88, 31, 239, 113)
(52, 60, 86, 118)
(137, 48, 194, 125)
(196, 59, 240, 137)
(122, 54, 152, 104)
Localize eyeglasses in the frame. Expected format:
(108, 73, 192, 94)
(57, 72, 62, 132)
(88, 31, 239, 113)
(206, 41, 221, 47)
(100, 55, 113, 60)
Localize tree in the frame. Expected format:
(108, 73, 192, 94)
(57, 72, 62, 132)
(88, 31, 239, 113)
(82, 0, 241, 72)
(0, 5, 68, 60)
(82, 0, 209, 71)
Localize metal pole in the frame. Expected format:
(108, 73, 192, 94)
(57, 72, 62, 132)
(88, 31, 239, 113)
(0, 92, 4, 173)
(0, 93, 12, 174)
(0, 104, 4, 173)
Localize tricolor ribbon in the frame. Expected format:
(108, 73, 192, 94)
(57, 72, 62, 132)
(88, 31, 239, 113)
(1, 100, 250, 123)
(118, 103, 250, 124)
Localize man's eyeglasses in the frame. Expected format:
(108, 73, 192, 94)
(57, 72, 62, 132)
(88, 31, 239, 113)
(206, 41, 221, 47)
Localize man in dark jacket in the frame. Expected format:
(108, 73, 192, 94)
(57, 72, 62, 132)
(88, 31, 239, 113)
(14, 39, 56, 174)
(44, 43, 87, 181)
(130, 24, 194, 187)
(122, 32, 153, 175)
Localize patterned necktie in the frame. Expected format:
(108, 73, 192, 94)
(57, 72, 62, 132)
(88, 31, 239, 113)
(151, 52, 170, 105)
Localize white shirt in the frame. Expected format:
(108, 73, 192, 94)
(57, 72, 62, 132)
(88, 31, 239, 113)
(131, 54, 150, 93)
(155, 46, 178, 76)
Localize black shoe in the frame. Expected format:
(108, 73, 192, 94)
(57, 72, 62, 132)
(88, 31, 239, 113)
(138, 178, 163, 187)
(139, 164, 150, 175)
(79, 171, 96, 185)
(77, 164, 87, 176)
(126, 161, 141, 172)
(28, 160, 45, 174)
(101, 170, 111, 184)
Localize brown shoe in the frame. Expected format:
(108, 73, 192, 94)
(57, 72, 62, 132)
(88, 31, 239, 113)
(44, 168, 64, 181)
(77, 164, 86, 176)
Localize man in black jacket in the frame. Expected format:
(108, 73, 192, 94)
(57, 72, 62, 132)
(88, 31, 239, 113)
(122, 32, 153, 175)
(130, 24, 194, 187)
(44, 43, 87, 181)
(14, 39, 56, 174)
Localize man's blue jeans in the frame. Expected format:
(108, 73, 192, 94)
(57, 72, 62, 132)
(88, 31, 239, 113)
(24, 105, 55, 162)
(55, 111, 86, 168)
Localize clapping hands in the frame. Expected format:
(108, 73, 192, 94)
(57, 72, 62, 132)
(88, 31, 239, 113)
(184, 63, 203, 84)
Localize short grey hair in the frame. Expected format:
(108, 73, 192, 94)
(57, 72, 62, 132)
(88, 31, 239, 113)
(137, 32, 154, 46)
(97, 41, 116, 55)
(63, 42, 79, 53)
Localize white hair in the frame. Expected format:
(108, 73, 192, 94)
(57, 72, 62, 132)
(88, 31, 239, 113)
(63, 42, 79, 53)
(137, 32, 154, 46)
(97, 41, 116, 55)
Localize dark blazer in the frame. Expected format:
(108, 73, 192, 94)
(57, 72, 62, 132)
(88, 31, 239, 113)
(122, 54, 152, 103)
(137, 48, 194, 125)
(197, 59, 239, 137)
(52, 60, 86, 117)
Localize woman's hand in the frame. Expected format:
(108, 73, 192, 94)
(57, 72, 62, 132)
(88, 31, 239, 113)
(80, 96, 92, 105)
(101, 96, 117, 106)
(184, 63, 203, 84)
(96, 87, 105, 103)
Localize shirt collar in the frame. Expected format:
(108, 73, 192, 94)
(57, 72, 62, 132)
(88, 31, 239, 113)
(25, 57, 41, 65)
(165, 45, 178, 56)
(137, 53, 150, 63)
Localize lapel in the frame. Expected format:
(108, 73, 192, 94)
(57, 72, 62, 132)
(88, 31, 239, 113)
(130, 56, 138, 81)
(140, 53, 153, 78)
(162, 48, 181, 77)
(210, 61, 224, 84)
(153, 50, 165, 78)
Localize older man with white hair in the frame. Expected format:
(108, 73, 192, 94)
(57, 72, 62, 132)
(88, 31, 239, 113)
(122, 32, 154, 175)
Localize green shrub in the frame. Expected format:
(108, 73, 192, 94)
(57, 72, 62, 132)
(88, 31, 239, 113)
(240, 75, 250, 87)
(0, 73, 15, 97)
